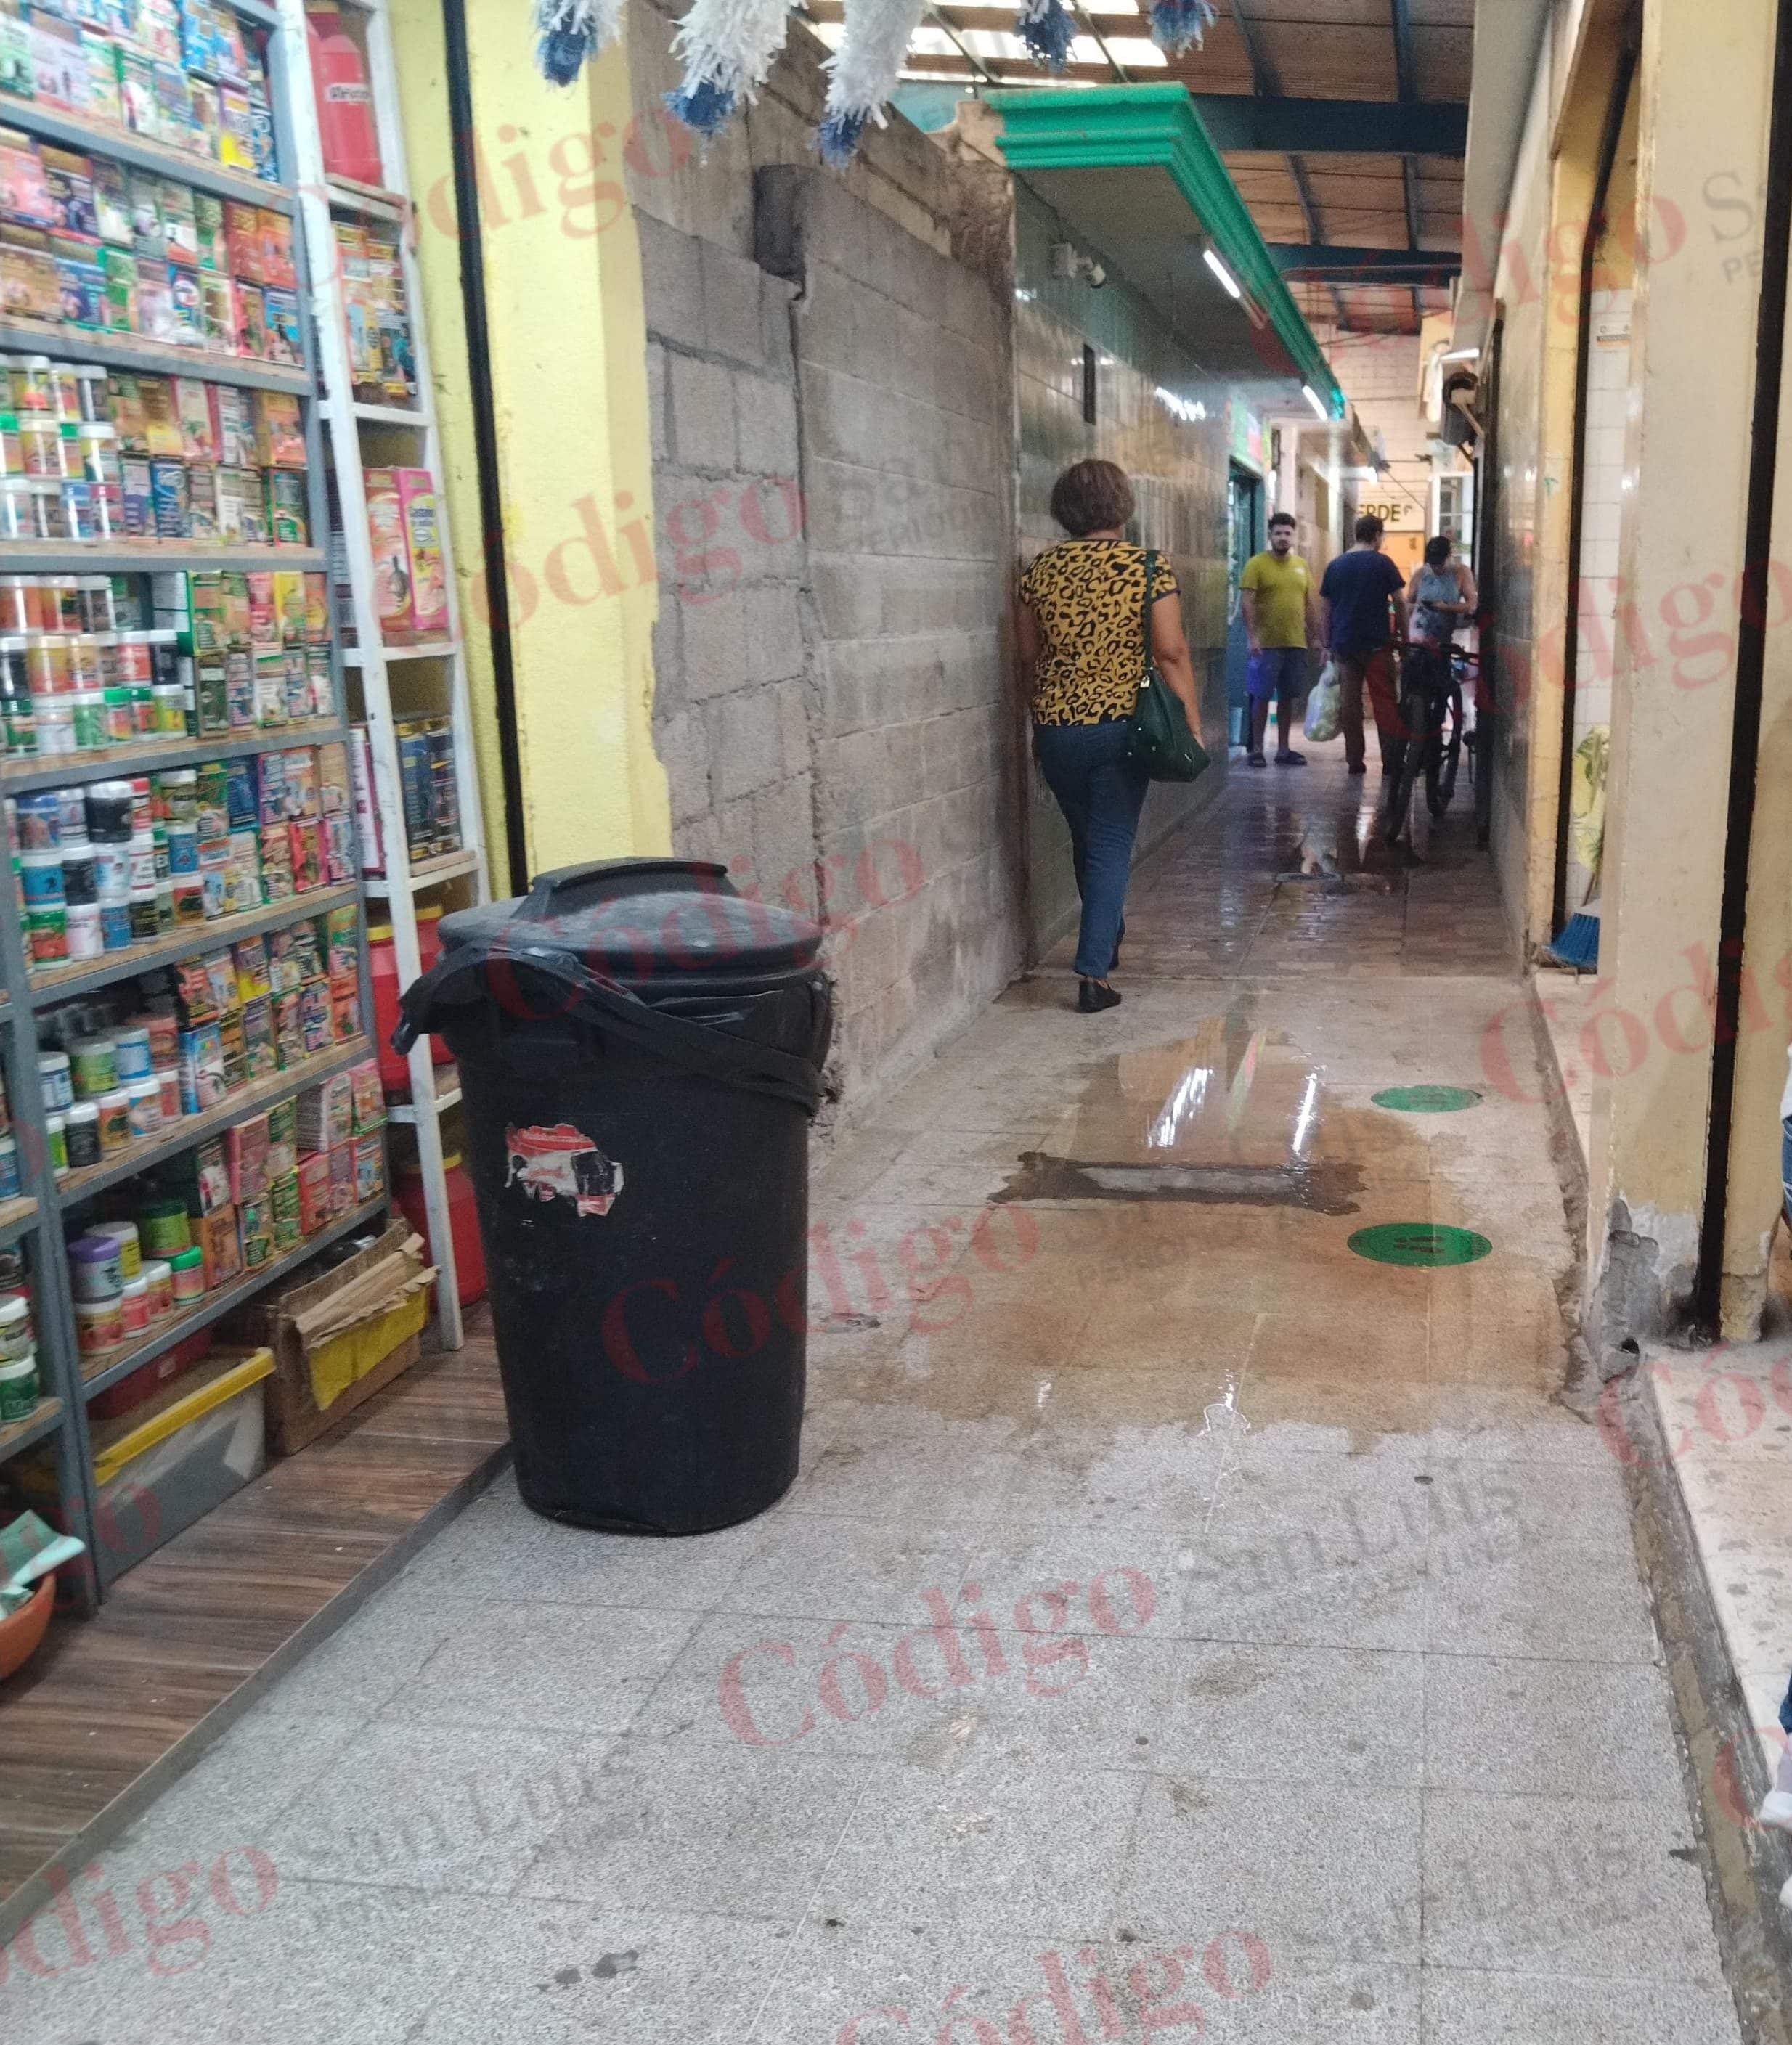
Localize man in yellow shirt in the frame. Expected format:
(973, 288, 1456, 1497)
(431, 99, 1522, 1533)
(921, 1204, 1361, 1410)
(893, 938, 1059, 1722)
(1239, 511, 1321, 766)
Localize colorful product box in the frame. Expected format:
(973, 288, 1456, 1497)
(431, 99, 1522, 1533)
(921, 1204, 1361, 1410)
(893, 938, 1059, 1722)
(233, 279, 267, 358)
(227, 1111, 269, 1202)
(178, 1020, 226, 1111)
(261, 285, 300, 364)
(272, 985, 304, 1063)
(297, 1071, 353, 1154)
(349, 1058, 383, 1134)
(327, 1141, 354, 1217)
(264, 468, 306, 546)
(266, 1096, 298, 1181)
(352, 1132, 383, 1204)
(241, 995, 277, 1079)
(322, 812, 354, 883)
(233, 931, 271, 1002)
(217, 1008, 247, 1091)
(253, 389, 303, 468)
(284, 746, 319, 820)
(269, 1169, 301, 1251)
(296, 1150, 330, 1234)
(394, 468, 447, 639)
(325, 903, 357, 976)
(190, 1135, 234, 1215)
(200, 1204, 240, 1289)
(289, 816, 322, 891)
(317, 740, 350, 815)
(224, 199, 260, 280)
(224, 758, 258, 829)
(297, 976, 332, 1054)
(238, 1195, 272, 1270)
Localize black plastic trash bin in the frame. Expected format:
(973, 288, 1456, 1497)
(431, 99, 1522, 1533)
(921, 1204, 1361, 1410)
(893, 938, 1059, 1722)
(393, 858, 832, 1535)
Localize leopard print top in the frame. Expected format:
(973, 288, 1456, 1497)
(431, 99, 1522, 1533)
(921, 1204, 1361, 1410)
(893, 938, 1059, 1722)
(1019, 539, 1181, 726)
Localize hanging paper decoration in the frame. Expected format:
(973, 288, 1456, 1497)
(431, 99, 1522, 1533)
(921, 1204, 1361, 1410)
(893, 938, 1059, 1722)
(1147, 0, 1218, 57)
(666, 0, 797, 136)
(815, 0, 931, 166)
(1014, 0, 1075, 70)
(533, 0, 624, 86)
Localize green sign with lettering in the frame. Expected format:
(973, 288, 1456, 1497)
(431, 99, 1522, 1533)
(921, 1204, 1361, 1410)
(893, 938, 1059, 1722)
(1348, 1222, 1492, 1268)
(1371, 1086, 1483, 1114)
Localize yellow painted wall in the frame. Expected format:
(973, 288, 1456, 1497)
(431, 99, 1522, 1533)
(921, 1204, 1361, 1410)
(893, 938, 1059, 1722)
(389, 0, 668, 889)
(1591, 0, 1777, 1328)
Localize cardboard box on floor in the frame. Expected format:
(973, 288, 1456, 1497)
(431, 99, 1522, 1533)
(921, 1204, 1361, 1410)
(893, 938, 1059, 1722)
(224, 1220, 437, 1455)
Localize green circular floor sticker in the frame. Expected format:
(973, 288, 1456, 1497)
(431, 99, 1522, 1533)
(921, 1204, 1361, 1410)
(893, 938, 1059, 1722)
(1372, 1085, 1483, 1113)
(1349, 1222, 1492, 1267)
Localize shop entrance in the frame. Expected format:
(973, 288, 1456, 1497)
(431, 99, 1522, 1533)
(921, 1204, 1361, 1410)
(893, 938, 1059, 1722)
(1225, 464, 1264, 746)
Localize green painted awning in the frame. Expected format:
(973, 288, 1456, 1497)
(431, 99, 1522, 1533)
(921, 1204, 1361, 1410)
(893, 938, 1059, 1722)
(990, 84, 1344, 416)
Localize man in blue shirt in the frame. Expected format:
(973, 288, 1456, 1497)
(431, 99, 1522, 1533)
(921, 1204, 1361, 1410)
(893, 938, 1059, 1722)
(1319, 513, 1409, 777)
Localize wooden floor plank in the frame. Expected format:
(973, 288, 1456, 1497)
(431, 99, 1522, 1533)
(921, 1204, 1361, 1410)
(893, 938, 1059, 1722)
(0, 1313, 504, 1917)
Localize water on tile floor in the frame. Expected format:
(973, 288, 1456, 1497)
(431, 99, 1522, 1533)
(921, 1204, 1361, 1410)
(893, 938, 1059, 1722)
(12, 756, 1745, 2045)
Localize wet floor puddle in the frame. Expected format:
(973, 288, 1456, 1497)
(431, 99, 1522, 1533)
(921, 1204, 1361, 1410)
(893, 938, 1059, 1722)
(995, 1020, 1427, 1212)
(814, 1021, 1453, 1440)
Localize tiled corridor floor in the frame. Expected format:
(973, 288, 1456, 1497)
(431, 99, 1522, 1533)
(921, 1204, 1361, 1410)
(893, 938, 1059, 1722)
(11, 757, 1745, 2042)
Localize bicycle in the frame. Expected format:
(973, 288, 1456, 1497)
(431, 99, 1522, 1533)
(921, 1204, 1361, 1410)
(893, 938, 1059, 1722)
(1383, 637, 1465, 844)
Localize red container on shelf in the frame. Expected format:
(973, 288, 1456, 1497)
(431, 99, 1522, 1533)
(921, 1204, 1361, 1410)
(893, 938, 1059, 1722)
(395, 1151, 486, 1307)
(368, 905, 452, 1093)
(306, 6, 384, 187)
(88, 1329, 215, 1424)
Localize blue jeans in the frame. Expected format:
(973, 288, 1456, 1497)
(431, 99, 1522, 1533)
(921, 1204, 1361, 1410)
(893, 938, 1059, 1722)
(1033, 718, 1149, 979)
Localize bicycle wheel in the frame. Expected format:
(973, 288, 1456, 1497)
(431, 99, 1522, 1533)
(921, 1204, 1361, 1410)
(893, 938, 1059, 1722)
(1385, 711, 1430, 844)
(1428, 719, 1461, 816)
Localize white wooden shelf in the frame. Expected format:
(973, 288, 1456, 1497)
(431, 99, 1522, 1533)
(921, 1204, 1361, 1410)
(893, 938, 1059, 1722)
(280, 0, 488, 1350)
(341, 641, 457, 665)
(363, 847, 481, 897)
(354, 401, 435, 429)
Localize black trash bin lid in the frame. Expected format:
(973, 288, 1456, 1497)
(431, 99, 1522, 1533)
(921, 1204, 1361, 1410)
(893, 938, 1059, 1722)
(438, 858, 824, 982)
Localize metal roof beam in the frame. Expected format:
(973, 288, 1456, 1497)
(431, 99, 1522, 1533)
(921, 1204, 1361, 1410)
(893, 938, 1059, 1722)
(1268, 245, 1461, 277)
(1190, 96, 1467, 155)
(1390, 0, 1421, 328)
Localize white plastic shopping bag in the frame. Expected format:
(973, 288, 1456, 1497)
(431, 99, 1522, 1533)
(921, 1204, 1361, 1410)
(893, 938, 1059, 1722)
(1304, 660, 1340, 743)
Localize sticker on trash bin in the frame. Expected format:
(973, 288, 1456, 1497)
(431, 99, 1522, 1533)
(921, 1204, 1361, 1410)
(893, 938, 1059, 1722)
(504, 1123, 624, 1216)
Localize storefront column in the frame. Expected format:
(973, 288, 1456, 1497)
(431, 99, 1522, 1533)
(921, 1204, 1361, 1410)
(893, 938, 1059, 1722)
(390, 1, 669, 887)
(1589, 0, 1777, 1342)
(1714, 41, 1792, 1338)
(1512, 60, 1602, 955)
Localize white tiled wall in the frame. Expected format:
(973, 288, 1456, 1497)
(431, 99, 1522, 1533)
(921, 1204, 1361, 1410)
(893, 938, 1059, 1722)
(1567, 286, 1632, 909)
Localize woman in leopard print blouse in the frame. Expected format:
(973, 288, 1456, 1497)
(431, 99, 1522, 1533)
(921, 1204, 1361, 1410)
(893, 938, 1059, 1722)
(1016, 460, 1203, 1012)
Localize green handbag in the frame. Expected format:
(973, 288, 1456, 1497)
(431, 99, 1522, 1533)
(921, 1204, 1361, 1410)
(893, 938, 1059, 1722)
(1128, 550, 1210, 783)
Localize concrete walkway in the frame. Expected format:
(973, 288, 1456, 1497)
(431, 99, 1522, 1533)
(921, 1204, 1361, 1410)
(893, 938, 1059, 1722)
(12, 757, 1744, 2043)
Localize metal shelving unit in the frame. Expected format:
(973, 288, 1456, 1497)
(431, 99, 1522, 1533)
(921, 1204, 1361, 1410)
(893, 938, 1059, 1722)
(2, 723, 350, 795)
(0, 7, 391, 1607)
(280, 0, 489, 1348)
(0, 323, 310, 394)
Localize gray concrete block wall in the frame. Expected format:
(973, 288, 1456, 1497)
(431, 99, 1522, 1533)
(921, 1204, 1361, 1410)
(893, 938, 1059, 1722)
(789, 184, 1023, 1095)
(642, 192, 816, 915)
(627, 14, 1026, 1117)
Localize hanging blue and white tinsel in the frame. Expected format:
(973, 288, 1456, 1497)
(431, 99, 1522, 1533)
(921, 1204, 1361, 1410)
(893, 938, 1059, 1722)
(815, 0, 932, 164)
(1147, 0, 1218, 57)
(1014, 0, 1075, 70)
(532, 0, 624, 83)
(665, 0, 799, 136)
(534, 0, 1219, 154)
